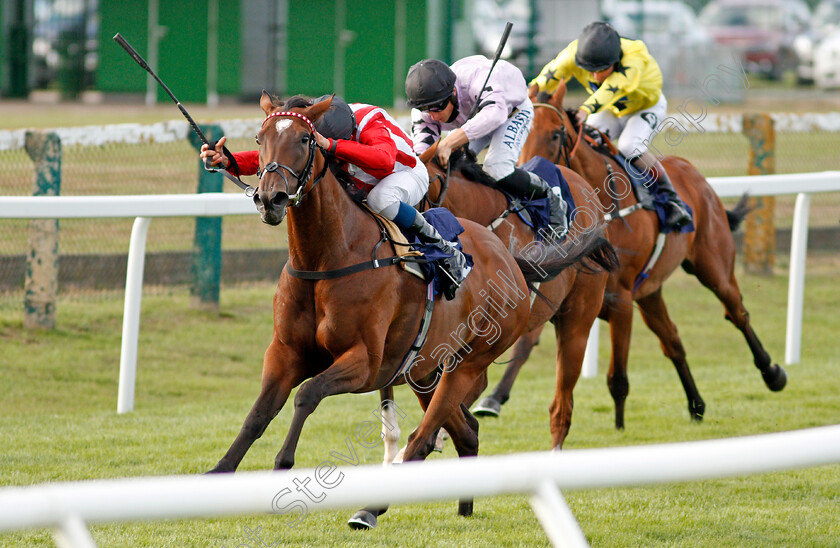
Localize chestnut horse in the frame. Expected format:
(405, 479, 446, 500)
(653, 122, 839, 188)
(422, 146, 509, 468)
(516, 82, 787, 429)
(208, 92, 613, 525)
(378, 146, 619, 457)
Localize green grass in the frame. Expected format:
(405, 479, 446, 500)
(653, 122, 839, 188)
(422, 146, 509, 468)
(1, 261, 839, 547)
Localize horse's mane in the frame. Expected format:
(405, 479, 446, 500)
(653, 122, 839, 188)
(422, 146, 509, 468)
(283, 94, 314, 109)
(450, 146, 497, 187)
(535, 91, 552, 104)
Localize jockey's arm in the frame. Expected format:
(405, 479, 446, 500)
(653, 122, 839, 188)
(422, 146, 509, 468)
(530, 42, 577, 94)
(436, 128, 468, 169)
(327, 117, 397, 172)
(580, 58, 643, 116)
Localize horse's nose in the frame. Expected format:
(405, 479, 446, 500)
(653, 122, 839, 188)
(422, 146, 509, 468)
(253, 188, 285, 211)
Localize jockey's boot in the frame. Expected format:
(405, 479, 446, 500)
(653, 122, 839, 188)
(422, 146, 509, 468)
(497, 168, 568, 240)
(630, 152, 692, 228)
(407, 209, 471, 300)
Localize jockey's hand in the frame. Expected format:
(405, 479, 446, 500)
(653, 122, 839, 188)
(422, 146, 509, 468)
(436, 128, 468, 169)
(200, 136, 229, 169)
(313, 130, 330, 150)
(574, 109, 588, 127)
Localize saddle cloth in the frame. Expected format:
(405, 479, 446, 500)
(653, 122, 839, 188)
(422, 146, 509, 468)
(508, 156, 576, 242)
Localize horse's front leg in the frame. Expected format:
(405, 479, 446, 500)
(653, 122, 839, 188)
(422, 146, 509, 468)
(274, 345, 372, 470)
(208, 341, 306, 473)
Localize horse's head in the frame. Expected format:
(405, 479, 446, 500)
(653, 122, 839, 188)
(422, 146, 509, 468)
(520, 81, 577, 167)
(253, 91, 332, 225)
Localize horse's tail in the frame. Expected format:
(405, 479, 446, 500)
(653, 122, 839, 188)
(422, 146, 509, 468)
(725, 193, 755, 232)
(514, 228, 620, 286)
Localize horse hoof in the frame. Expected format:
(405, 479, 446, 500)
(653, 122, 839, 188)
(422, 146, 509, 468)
(472, 397, 501, 417)
(203, 465, 231, 475)
(458, 500, 474, 517)
(762, 364, 787, 392)
(348, 510, 377, 530)
(689, 400, 705, 422)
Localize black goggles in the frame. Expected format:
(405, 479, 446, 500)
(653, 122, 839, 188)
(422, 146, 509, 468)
(419, 95, 451, 113)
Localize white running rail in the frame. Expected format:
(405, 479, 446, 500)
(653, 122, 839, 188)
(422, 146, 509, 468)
(0, 424, 838, 547)
(1, 171, 839, 410)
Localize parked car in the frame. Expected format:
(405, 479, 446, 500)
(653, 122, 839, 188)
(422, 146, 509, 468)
(813, 30, 840, 87)
(604, 1, 718, 88)
(793, 0, 840, 84)
(699, 0, 811, 79)
(472, 0, 530, 62)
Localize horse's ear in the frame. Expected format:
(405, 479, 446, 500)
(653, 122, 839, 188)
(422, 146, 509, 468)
(528, 83, 539, 100)
(418, 142, 438, 165)
(260, 89, 282, 115)
(308, 94, 334, 121)
(551, 78, 567, 106)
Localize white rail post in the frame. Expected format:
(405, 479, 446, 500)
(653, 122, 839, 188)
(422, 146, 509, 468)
(785, 193, 811, 365)
(581, 320, 600, 378)
(53, 515, 96, 548)
(530, 481, 589, 547)
(117, 217, 152, 414)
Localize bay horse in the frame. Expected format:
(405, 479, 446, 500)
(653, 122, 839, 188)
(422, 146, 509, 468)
(515, 81, 786, 430)
(208, 92, 613, 525)
(378, 145, 620, 458)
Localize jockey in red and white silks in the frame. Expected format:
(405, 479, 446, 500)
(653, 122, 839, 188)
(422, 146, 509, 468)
(219, 103, 429, 220)
(334, 103, 429, 217)
(199, 94, 470, 297)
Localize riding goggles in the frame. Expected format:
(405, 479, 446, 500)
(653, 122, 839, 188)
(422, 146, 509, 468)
(418, 95, 451, 113)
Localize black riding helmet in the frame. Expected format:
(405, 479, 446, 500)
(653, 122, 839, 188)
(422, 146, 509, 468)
(314, 94, 357, 140)
(404, 59, 456, 109)
(575, 22, 622, 72)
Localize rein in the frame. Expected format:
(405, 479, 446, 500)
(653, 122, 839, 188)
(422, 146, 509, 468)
(533, 102, 583, 167)
(426, 162, 451, 208)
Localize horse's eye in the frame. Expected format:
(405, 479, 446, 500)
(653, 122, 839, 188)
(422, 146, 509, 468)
(552, 130, 562, 141)
(301, 134, 310, 144)
(255, 134, 260, 145)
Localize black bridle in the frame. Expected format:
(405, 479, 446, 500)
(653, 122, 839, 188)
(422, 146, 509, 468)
(424, 162, 452, 209)
(257, 110, 329, 208)
(532, 102, 573, 168)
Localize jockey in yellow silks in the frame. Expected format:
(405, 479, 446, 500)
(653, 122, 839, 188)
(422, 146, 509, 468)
(531, 21, 691, 228)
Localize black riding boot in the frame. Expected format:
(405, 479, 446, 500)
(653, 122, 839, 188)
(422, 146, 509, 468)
(496, 168, 568, 239)
(630, 153, 692, 228)
(408, 211, 470, 300)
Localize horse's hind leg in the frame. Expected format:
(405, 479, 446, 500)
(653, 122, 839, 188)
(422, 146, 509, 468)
(636, 288, 705, 421)
(604, 289, 634, 430)
(549, 286, 604, 449)
(472, 325, 544, 417)
(208, 341, 306, 473)
(693, 262, 787, 391)
(378, 386, 401, 465)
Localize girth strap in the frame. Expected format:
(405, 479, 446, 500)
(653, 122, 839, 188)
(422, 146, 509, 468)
(384, 282, 436, 387)
(285, 255, 427, 280)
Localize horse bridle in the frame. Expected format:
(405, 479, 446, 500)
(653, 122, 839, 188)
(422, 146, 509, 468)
(257, 110, 329, 208)
(532, 102, 579, 168)
(425, 162, 451, 209)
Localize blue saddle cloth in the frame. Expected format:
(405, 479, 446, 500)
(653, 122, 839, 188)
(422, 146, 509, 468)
(613, 153, 695, 234)
(512, 156, 577, 242)
(403, 207, 474, 296)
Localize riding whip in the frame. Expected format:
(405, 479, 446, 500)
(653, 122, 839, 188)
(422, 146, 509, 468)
(467, 21, 513, 120)
(112, 32, 254, 195)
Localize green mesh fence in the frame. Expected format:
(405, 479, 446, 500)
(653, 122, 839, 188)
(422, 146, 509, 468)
(1, 114, 838, 315)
